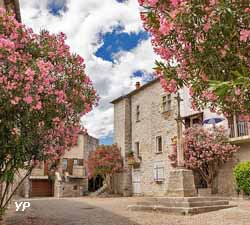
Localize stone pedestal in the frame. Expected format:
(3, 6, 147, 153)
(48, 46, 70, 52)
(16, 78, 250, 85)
(166, 168, 197, 197)
(127, 196, 236, 215)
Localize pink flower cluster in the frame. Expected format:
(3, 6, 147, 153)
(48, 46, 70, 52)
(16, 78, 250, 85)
(138, 0, 250, 115)
(0, 8, 98, 160)
(169, 126, 239, 185)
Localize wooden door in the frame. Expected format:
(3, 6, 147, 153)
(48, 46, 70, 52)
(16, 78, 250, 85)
(132, 170, 141, 195)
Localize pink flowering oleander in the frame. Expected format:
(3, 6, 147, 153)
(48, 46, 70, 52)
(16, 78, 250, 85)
(169, 126, 239, 187)
(138, 0, 250, 116)
(0, 8, 98, 162)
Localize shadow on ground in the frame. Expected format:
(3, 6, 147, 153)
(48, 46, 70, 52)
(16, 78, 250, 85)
(5, 198, 139, 225)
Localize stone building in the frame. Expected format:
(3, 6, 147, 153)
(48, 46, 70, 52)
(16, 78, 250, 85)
(23, 134, 99, 198)
(111, 78, 250, 196)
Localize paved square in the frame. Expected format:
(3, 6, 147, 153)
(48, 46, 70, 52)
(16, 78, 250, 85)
(5, 197, 250, 225)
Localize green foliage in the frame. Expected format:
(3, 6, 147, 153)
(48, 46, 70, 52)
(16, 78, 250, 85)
(234, 161, 250, 195)
(87, 144, 123, 179)
(127, 150, 134, 157)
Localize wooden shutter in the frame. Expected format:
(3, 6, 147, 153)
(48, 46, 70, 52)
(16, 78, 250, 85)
(78, 159, 84, 166)
(44, 161, 49, 176)
(67, 159, 73, 175)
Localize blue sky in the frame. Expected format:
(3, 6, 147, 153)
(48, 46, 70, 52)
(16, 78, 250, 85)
(47, 0, 67, 15)
(95, 27, 148, 63)
(21, 0, 157, 145)
(95, 27, 149, 145)
(96, 27, 149, 145)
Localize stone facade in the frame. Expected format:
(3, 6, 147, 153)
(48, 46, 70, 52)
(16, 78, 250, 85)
(112, 79, 250, 197)
(112, 80, 178, 196)
(217, 142, 250, 196)
(24, 134, 99, 198)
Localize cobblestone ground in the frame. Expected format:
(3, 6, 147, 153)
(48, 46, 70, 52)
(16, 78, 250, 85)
(4, 197, 250, 225)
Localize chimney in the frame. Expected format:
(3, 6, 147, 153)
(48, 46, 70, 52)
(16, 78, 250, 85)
(135, 81, 141, 90)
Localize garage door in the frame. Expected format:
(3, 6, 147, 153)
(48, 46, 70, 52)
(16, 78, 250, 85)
(30, 179, 53, 197)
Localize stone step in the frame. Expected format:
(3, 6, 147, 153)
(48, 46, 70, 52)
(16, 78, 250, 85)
(143, 197, 226, 203)
(135, 200, 229, 208)
(128, 204, 236, 215)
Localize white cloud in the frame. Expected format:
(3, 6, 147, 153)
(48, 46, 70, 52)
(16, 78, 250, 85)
(20, 0, 158, 139)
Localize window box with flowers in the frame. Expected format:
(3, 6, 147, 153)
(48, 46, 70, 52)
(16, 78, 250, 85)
(127, 150, 141, 167)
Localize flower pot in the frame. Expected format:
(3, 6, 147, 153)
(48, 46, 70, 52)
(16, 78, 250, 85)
(127, 157, 136, 165)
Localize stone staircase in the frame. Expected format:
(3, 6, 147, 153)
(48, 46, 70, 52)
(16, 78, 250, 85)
(89, 184, 108, 197)
(127, 197, 236, 215)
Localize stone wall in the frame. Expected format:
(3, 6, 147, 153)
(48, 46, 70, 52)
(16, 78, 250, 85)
(0, 0, 4, 7)
(113, 81, 178, 196)
(130, 81, 177, 196)
(31, 162, 45, 177)
(83, 134, 99, 159)
(64, 135, 85, 159)
(113, 98, 132, 196)
(113, 79, 250, 197)
(217, 142, 250, 196)
(114, 100, 126, 155)
(60, 178, 88, 197)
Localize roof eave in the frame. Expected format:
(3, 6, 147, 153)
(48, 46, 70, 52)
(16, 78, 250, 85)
(110, 78, 159, 104)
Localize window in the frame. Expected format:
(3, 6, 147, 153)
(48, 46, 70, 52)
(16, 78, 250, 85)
(136, 105, 140, 122)
(62, 159, 67, 170)
(184, 113, 203, 128)
(161, 94, 171, 112)
(135, 142, 140, 157)
(156, 136, 163, 153)
(78, 159, 84, 166)
(154, 162, 165, 182)
(73, 159, 78, 166)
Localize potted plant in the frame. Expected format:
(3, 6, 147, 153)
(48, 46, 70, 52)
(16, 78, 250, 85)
(127, 150, 135, 165)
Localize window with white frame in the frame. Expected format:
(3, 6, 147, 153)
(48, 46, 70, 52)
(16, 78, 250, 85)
(161, 94, 171, 112)
(136, 105, 140, 122)
(73, 159, 78, 166)
(156, 136, 163, 153)
(154, 162, 165, 182)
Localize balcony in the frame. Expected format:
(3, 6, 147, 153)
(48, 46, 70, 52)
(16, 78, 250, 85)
(72, 166, 86, 178)
(228, 117, 250, 143)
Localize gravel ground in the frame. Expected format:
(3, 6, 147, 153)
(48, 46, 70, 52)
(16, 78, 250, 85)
(4, 197, 250, 225)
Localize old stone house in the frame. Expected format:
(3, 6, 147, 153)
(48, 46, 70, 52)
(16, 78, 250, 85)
(22, 133, 99, 198)
(111, 78, 250, 197)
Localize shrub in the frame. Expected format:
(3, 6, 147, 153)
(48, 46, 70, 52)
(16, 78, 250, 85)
(234, 161, 250, 195)
(169, 126, 239, 188)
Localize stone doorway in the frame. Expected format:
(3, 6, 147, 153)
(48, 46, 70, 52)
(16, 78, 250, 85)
(132, 169, 141, 195)
(88, 175, 103, 192)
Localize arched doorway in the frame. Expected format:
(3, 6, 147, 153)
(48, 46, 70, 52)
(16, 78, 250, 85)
(88, 175, 104, 192)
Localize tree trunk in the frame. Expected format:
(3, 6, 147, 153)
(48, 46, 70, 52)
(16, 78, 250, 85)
(104, 175, 114, 194)
(0, 210, 5, 225)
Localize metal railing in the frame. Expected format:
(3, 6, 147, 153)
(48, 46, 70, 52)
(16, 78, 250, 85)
(229, 121, 250, 138)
